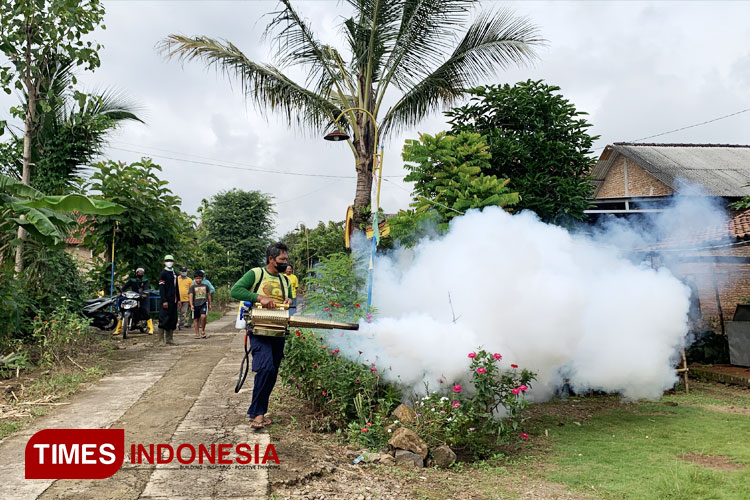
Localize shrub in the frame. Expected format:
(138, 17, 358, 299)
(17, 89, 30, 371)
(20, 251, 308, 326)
(403, 349, 536, 457)
(282, 328, 399, 434)
(30, 307, 93, 366)
(304, 253, 368, 322)
(212, 284, 232, 310)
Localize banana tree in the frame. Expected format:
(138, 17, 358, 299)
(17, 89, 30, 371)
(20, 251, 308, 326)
(0, 174, 124, 261)
(160, 0, 543, 223)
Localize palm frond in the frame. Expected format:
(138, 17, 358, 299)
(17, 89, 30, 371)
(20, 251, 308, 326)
(378, 0, 477, 94)
(264, 0, 355, 99)
(381, 9, 543, 135)
(158, 35, 340, 132)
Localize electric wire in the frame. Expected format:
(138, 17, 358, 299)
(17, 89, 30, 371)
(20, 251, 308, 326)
(109, 142, 406, 179)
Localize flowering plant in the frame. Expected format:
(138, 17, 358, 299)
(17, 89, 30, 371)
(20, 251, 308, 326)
(405, 349, 536, 456)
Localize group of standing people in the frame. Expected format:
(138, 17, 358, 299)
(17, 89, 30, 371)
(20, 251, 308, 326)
(157, 255, 215, 344)
(112, 255, 217, 345)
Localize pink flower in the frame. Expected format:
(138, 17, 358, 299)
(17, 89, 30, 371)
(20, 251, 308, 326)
(452, 401, 460, 409)
(366, 314, 373, 320)
(476, 367, 487, 374)
(519, 385, 528, 392)
(469, 427, 476, 431)
(519, 432, 530, 441)
(453, 385, 462, 393)
(468, 352, 477, 359)
(358, 350, 363, 354)
(371, 368, 377, 372)
(440, 410, 446, 414)
(493, 353, 502, 360)
(511, 364, 519, 368)
(511, 388, 520, 395)
(355, 378, 361, 383)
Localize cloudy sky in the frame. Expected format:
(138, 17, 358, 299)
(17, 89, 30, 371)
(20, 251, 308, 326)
(2, 1, 750, 235)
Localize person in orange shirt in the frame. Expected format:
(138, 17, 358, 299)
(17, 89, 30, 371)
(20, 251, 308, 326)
(177, 266, 193, 330)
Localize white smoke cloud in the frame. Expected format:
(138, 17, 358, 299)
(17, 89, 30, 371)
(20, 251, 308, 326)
(326, 195, 727, 401)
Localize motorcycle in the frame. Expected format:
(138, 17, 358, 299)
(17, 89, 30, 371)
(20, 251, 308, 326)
(118, 290, 149, 339)
(82, 296, 118, 330)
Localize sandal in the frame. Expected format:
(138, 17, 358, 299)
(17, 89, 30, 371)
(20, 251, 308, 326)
(262, 417, 272, 426)
(250, 417, 266, 429)
(201, 333, 208, 339)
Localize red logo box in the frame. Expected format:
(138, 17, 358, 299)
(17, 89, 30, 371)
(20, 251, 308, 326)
(25, 429, 125, 479)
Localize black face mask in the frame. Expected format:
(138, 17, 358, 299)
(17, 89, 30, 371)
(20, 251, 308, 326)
(275, 261, 289, 273)
(136, 274, 144, 280)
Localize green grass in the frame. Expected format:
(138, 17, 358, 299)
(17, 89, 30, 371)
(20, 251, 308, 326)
(206, 311, 222, 323)
(545, 402, 750, 500)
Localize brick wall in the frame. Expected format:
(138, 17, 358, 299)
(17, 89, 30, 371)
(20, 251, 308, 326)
(596, 154, 674, 198)
(668, 248, 750, 328)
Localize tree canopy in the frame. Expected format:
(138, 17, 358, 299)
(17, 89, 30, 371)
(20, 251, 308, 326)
(200, 189, 276, 275)
(447, 80, 597, 224)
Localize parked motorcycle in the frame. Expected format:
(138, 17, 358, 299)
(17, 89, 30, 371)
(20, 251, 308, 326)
(82, 296, 118, 330)
(118, 290, 149, 339)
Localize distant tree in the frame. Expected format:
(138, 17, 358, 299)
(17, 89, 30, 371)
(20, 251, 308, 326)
(83, 159, 193, 283)
(282, 220, 345, 283)
(447, 80, 597, 224)
(160, 0, 542, 225)
(200, 189, 276, 274)
(389, 131, 518, 245)
(0, 0, 106, 272)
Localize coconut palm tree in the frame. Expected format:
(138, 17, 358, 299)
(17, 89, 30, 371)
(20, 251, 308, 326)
(160, 0, 542, 223)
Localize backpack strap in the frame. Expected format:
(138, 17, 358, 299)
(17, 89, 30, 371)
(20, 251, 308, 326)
(252, 267, 264, 294)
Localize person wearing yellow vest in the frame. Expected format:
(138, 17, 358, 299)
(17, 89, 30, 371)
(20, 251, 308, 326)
(177, 266, 193, 330)
(230, 242, 292, 429)
(284, 264, 299, 307)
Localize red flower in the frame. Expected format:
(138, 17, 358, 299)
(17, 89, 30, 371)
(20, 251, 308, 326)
(511, 364, 519, 368)
(492, 353, 502, 361)
(330, 349, 340, 354)
(313, 363, 319, 368)
(329, 302, 334, 306)
(371, 368, 377, 372)
(519, 432, 530, 441)
(295, 330, 301, 336)
(43, 321, 48, 325)
(453, 385, 462, 393)
(322, 390, 326, 396)
(366, 421, 373, 426)
(355, 379, 361, 383)
(361, 428, 369, 432)
(354, 303, 360, 308)
(334, 302, 340, 307)
(322, 345, 328, 349)
(324, 307, 330, 311)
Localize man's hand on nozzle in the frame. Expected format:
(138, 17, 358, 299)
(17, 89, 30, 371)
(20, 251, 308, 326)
(284, 298, 292, 305)
(258, 296, 276, 309)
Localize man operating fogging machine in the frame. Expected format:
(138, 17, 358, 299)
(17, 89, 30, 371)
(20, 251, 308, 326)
(230, 242, 293, 429)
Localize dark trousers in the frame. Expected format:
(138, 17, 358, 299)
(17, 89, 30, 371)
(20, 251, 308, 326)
(247, 333, 285, 418)
(159, 301, 178, 330)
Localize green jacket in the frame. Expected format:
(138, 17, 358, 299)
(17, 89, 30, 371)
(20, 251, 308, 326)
(230, 268, 292, 303)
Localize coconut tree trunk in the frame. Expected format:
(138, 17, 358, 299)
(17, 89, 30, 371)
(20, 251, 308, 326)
(351, 109, 376, 226)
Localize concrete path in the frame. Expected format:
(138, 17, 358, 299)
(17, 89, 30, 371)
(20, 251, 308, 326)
(0, 312, 269, 499)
